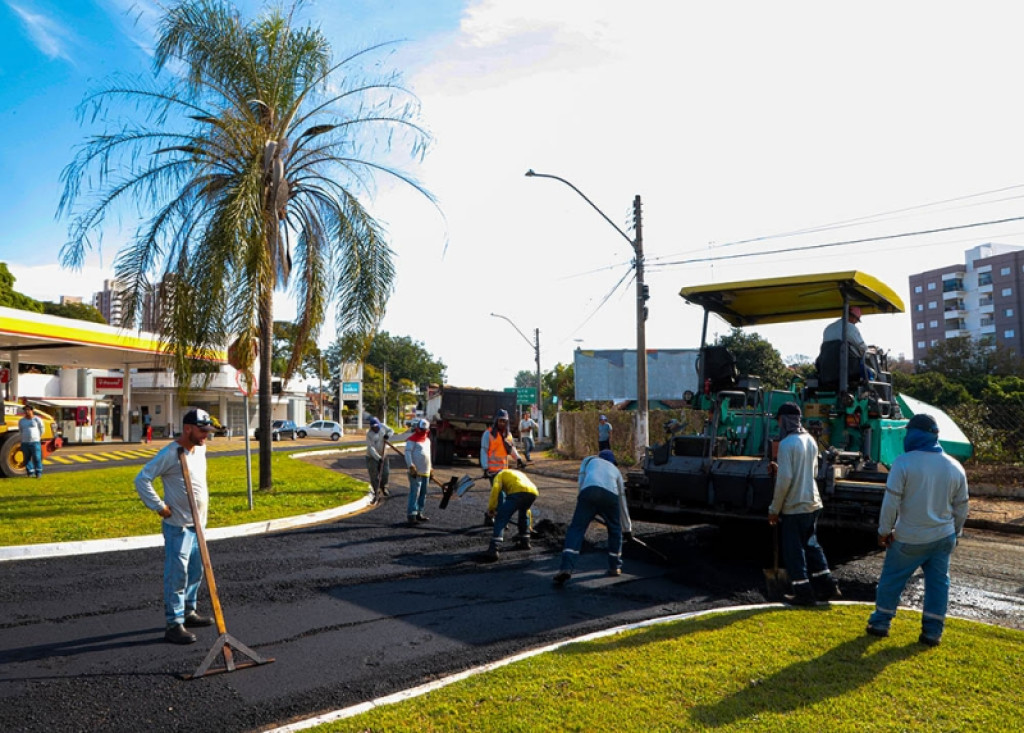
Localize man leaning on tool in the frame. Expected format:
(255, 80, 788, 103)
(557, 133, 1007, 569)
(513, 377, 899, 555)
(135, 409, 217, 644)
(366, 416, 394, 497)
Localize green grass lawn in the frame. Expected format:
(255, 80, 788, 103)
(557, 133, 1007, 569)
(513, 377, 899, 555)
(318, 605, 1024, 732)
(0, 449, 367, 546)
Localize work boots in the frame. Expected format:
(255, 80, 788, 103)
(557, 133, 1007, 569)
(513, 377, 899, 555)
(483, 542, 500, 562)
(164, 623, 197, 645)
(513, 535, 531, 551)
(184, 610, 214, 627)
(784, 581, 818, 607)
(811, 573, 842, 602)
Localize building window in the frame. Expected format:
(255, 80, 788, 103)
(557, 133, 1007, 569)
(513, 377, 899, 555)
(917, 341, 926, 349)
(916, 322, 924, 331)
(1002, 287, 1013, 297)
(1001, 267, 1011, 276)
(980, 294, 994, 307)
(979, 272, 993, 286)
(915, 304, 923, 312)
(927, 282, 937, 290)
(1006, 329, 1016, 339)
(1007, 308, 1015, 318)
(930, 340, 939, 347)
(929, 320, 938, 328)
(914, 285, 923, 294)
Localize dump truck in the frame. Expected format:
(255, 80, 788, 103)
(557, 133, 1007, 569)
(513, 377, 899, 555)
(2, 402, 63, 478)
(625, 271, 972, 530)
(426, 386, 519, 465)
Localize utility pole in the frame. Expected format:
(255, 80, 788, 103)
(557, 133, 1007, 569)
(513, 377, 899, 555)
(633, 195, 649, 457)
(534, 327, 543, 441)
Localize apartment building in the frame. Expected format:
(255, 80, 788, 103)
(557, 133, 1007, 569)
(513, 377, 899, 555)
(908, 243, 1024, 365)
(92, 276, 168, 331)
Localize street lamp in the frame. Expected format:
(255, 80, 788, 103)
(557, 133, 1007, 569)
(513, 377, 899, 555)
(490, 313, 543, 441)
(524, 169, 649, 459)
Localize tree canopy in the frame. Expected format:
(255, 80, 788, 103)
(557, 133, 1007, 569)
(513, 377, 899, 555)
(713, 328, 790, 390)
(58, 0, 434, 490)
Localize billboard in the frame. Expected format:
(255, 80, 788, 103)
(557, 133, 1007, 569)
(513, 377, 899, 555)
(573, 348, 699, 402)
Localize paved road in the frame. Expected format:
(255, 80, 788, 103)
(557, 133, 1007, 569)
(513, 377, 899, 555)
(1, 451, 1022, 733)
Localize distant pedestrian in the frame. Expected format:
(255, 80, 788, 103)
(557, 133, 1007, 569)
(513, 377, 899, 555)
(597, 414, 612, 452)
(143, 410, 153, 443)
(405, 418, 432, 526)
(554, 449, 633, 586)
(18, 405, 45, 479)
(134, 409, 217, 645)
(767, 402, 840, 605)
(866, 414, 969, 647)
(518, 411, 537, 462)
(366, 417, 394, 497)
(483, 469, 539, 561)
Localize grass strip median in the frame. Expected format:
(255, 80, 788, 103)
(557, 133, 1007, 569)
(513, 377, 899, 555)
(0, 450, 365, 546)
(316, 604, 1023, 732)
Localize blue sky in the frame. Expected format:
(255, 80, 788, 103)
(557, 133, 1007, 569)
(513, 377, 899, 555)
(6, 1, 1024, 390)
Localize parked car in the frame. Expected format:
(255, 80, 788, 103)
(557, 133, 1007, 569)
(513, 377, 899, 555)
(296, 420, 343, 441)
(254, 419, 298, 441)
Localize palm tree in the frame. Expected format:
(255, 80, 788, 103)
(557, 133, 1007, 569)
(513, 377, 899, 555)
(58, 0, 433, 490)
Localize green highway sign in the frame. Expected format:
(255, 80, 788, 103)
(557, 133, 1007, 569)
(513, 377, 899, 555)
(504, 386, 537, 405)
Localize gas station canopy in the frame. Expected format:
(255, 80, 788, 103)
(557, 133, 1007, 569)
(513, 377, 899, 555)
(0, 306, 226, 370)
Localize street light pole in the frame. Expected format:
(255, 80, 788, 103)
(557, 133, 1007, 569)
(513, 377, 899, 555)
(490, 313, 543, 441)
(524, 169, 649, 460)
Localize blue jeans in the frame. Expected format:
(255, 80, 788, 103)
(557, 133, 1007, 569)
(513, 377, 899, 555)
(21, 441, 43, 477)
(522, 436, 534, 460)
(868, 533, 957, 639)
(780, 510, 829, 582)
(559, 486, 623, 573)
(162, 522, 204, 626)
(492, 492, 536, 543)
(407, 475, 429, 518)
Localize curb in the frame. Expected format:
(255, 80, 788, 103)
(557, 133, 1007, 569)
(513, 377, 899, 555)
(0, 447, 373, 563)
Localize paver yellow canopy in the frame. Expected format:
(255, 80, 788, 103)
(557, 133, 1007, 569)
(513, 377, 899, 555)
(679, 270, 905, 327)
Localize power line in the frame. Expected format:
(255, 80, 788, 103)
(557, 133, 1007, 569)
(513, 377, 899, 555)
(559, 266, 636, 346)
(646, 214, 1024, 270)
(649, 183, 1024, 263)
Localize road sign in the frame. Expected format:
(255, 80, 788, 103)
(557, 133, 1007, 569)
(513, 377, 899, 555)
(504, 387, 537, 405)
(342, 381, 361, 395)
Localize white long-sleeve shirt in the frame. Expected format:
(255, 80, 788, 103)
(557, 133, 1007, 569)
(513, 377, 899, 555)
(134, 442, 209, 528)
(769, 431, 823, 516)
(578, 455, 632, 534)
(366, 425, 394, 460)
(880, 450, 969, 544)
(405, 437, 431, 477)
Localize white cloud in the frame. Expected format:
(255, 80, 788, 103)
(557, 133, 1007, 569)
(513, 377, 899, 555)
(6, 1, 75, 60)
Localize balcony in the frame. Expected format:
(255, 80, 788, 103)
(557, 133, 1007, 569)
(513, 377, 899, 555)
(945, 329, 971, 339)
(943, 309, 966, 319)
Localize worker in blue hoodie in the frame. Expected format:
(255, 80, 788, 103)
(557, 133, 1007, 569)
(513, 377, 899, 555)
(866, 413, 969, 647)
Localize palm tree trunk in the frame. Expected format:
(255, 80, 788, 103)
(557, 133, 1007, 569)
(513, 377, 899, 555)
(258, 292, 274, 491)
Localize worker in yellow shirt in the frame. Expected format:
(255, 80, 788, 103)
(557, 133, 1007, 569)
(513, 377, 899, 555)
(483, 469, 538, 562)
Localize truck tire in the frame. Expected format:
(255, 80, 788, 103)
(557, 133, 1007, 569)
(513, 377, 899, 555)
(2, 432, 25, 479)
(435, 439, 455, 466)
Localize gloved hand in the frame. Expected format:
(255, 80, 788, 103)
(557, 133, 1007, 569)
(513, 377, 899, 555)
(408, 466, 418, 477)
(624, 531, 634, 542)
(516, 459, 525, 470)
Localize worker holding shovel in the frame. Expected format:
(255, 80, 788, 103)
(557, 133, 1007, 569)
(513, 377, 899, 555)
(366, 417, 394, 498)
(405, 418, 433, 526)
(768, 402, 841, 605)
(134, 409, 218, 645)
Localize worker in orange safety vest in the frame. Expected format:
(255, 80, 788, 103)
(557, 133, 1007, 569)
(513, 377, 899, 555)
(480, 409, 525, 527)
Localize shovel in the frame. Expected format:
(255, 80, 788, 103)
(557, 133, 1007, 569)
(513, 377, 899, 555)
(440, 473, 485, 509)
(763, 524, 789, 599)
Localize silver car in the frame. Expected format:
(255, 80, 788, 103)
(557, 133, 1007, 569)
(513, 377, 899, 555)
(296, 420, 343, 441)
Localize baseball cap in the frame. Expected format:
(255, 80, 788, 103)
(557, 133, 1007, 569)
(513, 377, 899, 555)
(849, 305, 862, 322)
(599, 414, 607, 420)
(907, 413, 939, 434)
(182, 408, 215, 431)
(496, 409, 509, 420)
(598, 449, 617, 465)
(369, 417, 380, 427)
(416, 418, 430, 430)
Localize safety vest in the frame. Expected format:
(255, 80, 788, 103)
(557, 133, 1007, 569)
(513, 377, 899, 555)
(486, 430, 510, 474)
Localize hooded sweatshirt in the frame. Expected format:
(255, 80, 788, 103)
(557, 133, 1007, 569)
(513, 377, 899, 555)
(769, 425, 822, 516)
